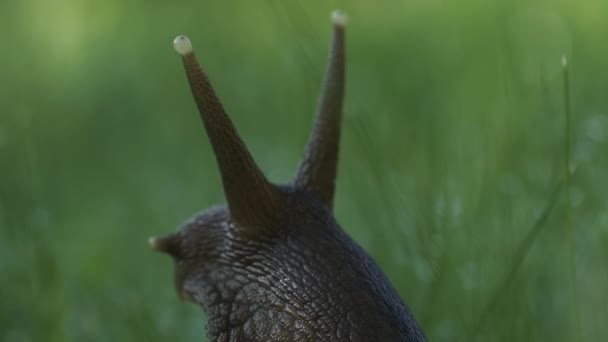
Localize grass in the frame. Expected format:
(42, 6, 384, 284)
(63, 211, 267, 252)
(1, 0, 607, 341)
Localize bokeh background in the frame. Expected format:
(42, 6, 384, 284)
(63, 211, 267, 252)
(1, 0, 607, 341)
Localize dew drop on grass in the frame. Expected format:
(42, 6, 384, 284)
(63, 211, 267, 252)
(508, 9, 572, 85)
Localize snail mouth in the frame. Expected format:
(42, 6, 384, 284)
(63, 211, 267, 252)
(150, 235, 198, 302)
(173, 260, 200, 303)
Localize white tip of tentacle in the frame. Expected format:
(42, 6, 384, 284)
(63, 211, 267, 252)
(331, 10, 348, 27)
(148, 236, 160, 250)
(173, 35, 193, 55)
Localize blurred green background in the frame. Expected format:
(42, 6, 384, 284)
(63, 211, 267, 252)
(1, 0, 607, 341)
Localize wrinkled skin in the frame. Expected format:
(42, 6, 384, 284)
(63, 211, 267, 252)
(157, 13, 427, 341)
(166, 188, 426, 342)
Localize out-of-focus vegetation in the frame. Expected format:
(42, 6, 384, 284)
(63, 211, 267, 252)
(1, 0, 607, 341)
